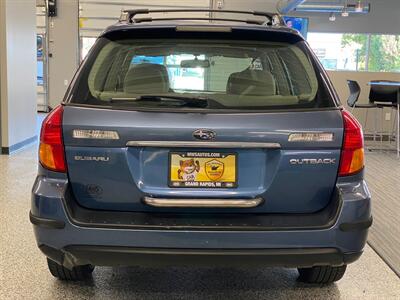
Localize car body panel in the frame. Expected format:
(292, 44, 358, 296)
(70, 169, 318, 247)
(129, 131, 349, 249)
(63, 106, 343, 213)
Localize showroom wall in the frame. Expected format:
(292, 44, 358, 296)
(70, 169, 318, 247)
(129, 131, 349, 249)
(0, 0, 37, 153)
(47, 0, 79, 109)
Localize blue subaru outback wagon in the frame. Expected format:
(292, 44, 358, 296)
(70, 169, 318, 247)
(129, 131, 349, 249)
(30, 9, 372, 284)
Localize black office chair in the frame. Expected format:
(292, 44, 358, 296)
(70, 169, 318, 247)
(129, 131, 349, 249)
(346, 80, 360, 108)
(369, 80, 399, 107)
(346, 80, 377, 136)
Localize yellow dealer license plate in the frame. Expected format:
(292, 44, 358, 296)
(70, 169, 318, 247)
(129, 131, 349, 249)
(169, 152, 237, 188)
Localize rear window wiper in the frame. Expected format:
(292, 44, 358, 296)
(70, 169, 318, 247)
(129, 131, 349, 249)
(110, 95, 214, 108)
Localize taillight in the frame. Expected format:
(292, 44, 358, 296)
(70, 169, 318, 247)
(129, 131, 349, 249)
(339, 110, 364, 176)
(39, 105, 66, 172)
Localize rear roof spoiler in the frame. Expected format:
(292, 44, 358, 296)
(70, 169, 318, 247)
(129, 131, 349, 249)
(101, 24, 304, 45)
(119, 9, 285, 27)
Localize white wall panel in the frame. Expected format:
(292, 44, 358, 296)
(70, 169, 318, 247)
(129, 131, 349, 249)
(0, 0, 37, 150)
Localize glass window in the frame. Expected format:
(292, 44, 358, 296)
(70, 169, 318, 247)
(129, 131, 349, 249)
(37, 35, 44, 86)
(81, 37, 97, 61)
(165, 54, 205, 91)
(308, 32, 400, 73)
(307, 33, 367, 71)
(368, 35, 400, 72)
(69, 38, 335, 111)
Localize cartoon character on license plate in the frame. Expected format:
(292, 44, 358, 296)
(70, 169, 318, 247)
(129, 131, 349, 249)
(177, 159, 200, 181)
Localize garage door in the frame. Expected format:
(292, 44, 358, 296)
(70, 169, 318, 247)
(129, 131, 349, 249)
(79, 0, 211, 59)
(79, 0, 210, 37)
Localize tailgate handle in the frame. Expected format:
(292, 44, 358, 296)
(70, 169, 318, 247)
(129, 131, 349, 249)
(127, 141, 281, 149)
(143, 197, 263, 208)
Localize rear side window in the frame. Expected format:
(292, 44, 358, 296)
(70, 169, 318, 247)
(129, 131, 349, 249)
(68, 37, 335, 111)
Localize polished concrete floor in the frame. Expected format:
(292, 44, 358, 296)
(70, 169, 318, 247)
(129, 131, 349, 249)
(366, 150, 400, 276)
(1, 142, 400, 299)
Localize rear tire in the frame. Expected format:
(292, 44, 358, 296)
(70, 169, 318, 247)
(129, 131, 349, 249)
(297, 265, 347, 284)
(47, 258, 94, 281)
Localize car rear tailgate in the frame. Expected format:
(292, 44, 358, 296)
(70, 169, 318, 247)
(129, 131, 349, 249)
(63, 105, 343, 213)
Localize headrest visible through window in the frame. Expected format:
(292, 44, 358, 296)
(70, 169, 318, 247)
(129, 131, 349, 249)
(124, 63, 170, 94)
(226, 69, 276, 96)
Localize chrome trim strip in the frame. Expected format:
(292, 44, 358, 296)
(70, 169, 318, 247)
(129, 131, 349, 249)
(143, 197, 263, 208)
(126, 141, 281, 149)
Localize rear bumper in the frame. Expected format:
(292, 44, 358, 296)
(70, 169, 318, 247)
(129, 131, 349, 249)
(31, 173, 372, 269)
(39, 244, 362, 270)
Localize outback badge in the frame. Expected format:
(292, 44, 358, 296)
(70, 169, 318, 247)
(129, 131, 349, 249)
(290, 158, 336, 165)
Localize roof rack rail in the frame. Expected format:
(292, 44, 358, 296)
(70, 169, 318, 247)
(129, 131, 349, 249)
(119, 9, 285, 26)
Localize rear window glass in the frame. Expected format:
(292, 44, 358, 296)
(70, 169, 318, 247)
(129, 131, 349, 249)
(68, 38, 335, 111)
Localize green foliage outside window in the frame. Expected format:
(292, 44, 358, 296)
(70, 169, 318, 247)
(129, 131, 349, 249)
(341, 34, 367, 71)
(342, 34, 400, 72)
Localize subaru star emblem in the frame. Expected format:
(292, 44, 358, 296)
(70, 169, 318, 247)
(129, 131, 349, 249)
(193, 129, 216, 141)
